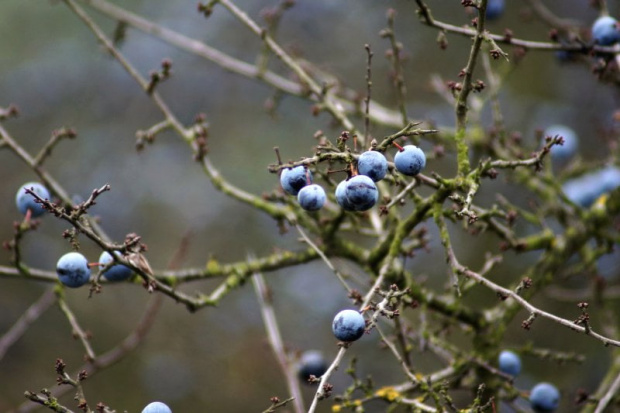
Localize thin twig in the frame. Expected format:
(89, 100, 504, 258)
(0, 288, 56, 361)
(252, 271, 304, 413)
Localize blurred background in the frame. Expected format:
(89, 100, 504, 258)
(0, 0, 619, 411)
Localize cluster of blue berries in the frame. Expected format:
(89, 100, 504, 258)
(142, 401, 172, 413)
(497, 351, 560, 411)
(280, 145, 426, 213)
(15, 182, 50, 218)
(55, 251, 133, 288)
(563, 165, 620, 207)
(280, 165, 326, 211)
(296, 350, 328, 382)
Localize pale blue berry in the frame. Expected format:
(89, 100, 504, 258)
(592, 16, 620, 46)
(57, 252, 91, 288)
(563, 166, 620, 207)
(600, 165, 620, 193)
(15, 182, 50, 218)
(394, 145, 426, 176)
(297, 184, 326, 211)
(498, 350, 521, 376)
(142, 401, 172, 413)
(530, 382, 560, 412)
(280, 166, 312, 195)
(332, 309, 365, 342)
(357, 151, 388, 182)
(543, 125, 578, 160)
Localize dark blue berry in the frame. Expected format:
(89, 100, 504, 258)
(297, 350, 327, 382)
(357, 151, 388, 182)
(297, 184, 326, 211)
(99, 251, 133, 282)
(344, 175, 378, 211)
(280, 166, 312, 195)
(332, 309, 365, 342)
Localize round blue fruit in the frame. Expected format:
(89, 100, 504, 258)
(99, 251, 133, 281)
(562, 174, 601, 208)
(357, 151, 388, 182)
(543, 125, 578, 160)
(15, 182, 50, 218)
(56, 252, 91, 288)
(142, 401, 172, 413)
(498, 350, 521, 376)
(332, 309, 366, 342)
(600, 165, 620, 193)
(344, 175, 378, 211)
(485, 0, 504, 20)
(336, 180, 356, 211)
(592, 16, 620, 46)
(563, 166, 620, 207)
(297, 184, 326, 211)
(280, 165, 312, 196)
(297, 350, 327, 382)
(530, 382, 560, 412)
(394, 145, 426, 176)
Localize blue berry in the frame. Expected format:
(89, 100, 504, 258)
(562, 173, 602, 207)
(280, 166, 312, 195)
(142, 402, 172, 413)
(297, 184, 326, 211)
(15, 182, 50, 218)
(530, 382, 560, 412)
(592, 16, 620, 46)
(543, 125, 578, 160)
(335, 180, 356, 211)
(563, 166, 620, 207)
(344, 175, 378, 211)
(485, 0, 504, 20)
(99, 251, 133, 282)
(394, 145, 426, 176)
(357, 151, 388, 182)
(56, 252, 91, 288)
(297, 350, 327, 382)
(600, 165, 620, 193)
(555, 49, 578, 63)
(498, 350, 521, 376)
(332, 309, 366, 342)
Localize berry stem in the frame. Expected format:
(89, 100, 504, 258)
(273, 146, 282, 166)
(392, 141, 404, 152)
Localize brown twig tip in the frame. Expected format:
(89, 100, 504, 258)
(197, 2, 214, 17)
(55, 359, 66, 375)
